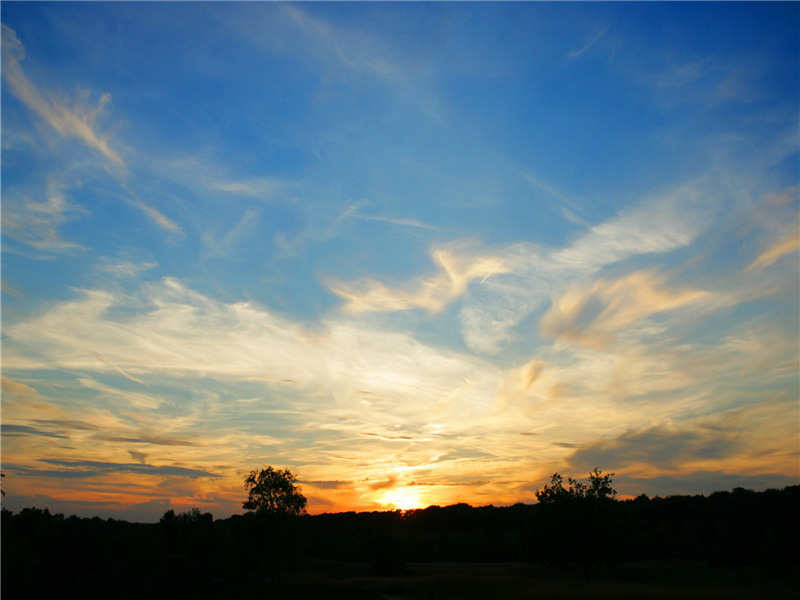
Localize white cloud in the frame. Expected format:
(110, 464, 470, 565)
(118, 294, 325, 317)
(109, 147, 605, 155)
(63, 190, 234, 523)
(552, 182, 716, 270)
(352, 211, 441, 232)
(1, 180, 88, 253)
(2, 278, 501, 426)
(207, 177, 283, 198)
(97, 259, 158, 278)
(131, 198, 183, 236)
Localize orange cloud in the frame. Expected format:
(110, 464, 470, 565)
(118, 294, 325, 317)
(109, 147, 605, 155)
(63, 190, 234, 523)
(748, 232, 799, 270)
(369, 475, 399, 491)
(329, 242, 511, 314)
(541, 270, 709, 347)
(1, 376, 40, 401)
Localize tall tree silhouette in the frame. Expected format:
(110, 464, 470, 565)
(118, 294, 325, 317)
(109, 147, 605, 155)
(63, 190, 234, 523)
(239, 466, 307, 584)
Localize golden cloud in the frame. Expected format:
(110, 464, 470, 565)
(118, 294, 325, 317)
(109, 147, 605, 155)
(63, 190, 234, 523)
(329, 242, 511, 314)
(748, 232, 799, 270)
(541, 270, 709, 347)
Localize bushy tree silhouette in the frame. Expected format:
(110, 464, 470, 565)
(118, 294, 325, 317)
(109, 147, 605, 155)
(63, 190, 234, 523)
(243, 466, 307, 515)
(533, 468, 619, 580)
(536, 468, 616, 504)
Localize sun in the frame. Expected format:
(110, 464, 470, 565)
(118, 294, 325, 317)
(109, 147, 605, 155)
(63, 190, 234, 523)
(382, 488, 423, 511)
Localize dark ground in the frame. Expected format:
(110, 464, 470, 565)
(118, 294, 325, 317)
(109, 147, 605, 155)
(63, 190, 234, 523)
(4, 485, 798, 599)
(209, 558, 800, 599)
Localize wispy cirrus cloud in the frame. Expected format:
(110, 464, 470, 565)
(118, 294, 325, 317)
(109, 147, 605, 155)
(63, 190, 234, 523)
(638, 51, 769, 109)
(2, 24, 124, 168)
(36, 458, 219, 479)
(1, 418, 100, 441)
(94, 434, 202, 447)
(461, 151, 799, 357)
(328, 169, 723, 354)
(202, 207, 261, 256)
(303, 480, 351, 490)
(567, 24, 609, 61)
(540, 270, 710, 348)
(280, 3, 405, 84)
(2, 26, 183, 238)
(345, 200, 442, 231)
(328, 241, 511, 314)
(2, 180, 88, 253)
(227, 3, 446, 121)
(207, 176, 284, 198)
(322, 165, 784, 358)
(31, 420, 99, 431)
(457, 176, 721, 354)
(748, 231, 799, 270)
(1, 424, 69, 439)
(130, 196, 183, 236)
(97, 258, 158, 278)
(88, 351, 145, 385)
(552, 181, 717, 270)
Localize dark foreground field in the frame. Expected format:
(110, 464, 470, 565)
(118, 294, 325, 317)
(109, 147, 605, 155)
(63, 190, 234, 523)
(6, 556, 798, 599)
(177, 558, 799, 600)
(5, 486, 798, 599)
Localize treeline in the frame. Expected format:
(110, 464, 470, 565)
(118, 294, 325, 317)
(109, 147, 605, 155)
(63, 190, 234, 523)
(307, 486, 800, 569)
(2, 485, 798, 598)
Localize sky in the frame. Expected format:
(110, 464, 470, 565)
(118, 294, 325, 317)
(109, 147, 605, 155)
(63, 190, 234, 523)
(1, 2, 798, 522)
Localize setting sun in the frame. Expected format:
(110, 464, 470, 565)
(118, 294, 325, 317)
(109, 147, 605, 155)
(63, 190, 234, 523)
(382, 488, 424, 511)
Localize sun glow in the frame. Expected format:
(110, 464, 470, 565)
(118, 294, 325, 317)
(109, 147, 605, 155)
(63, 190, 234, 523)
(382, 487, 423, 511)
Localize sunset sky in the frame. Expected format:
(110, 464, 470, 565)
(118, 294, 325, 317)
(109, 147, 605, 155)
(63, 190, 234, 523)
(2, 2, 798, 522)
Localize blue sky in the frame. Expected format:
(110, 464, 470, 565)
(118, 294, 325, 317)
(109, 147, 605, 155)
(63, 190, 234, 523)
(2, 2, 798, 521)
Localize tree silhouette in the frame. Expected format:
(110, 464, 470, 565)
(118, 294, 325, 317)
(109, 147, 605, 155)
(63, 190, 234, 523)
(574, 467, 616, 500)
(533, 468, 619, 580)
(243, 466, 307, 515)
(536, 468, 616, 504)
(239, 467, 308, 584)
(535, 473, 570, 505)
